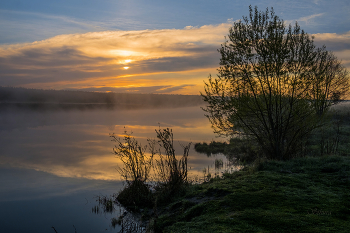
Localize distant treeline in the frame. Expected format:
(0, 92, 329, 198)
(0, 86, 204, 109)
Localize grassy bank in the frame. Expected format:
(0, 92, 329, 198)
(153, 155, 350, 232)
(106, 106, 350, 232)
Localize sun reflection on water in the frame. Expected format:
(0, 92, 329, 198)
(0, 106, 237, 182)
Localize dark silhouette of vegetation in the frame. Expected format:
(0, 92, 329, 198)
(92, 194, 147, 232)
(110, 128, 191, 214)
(153, 128, 191, 203)
(92, 195, 118, 214)
(0, 86, 203, 110)
(195, 106, 350, 166)
(111, 131, 155, 183)
(202, 6, 349, 160)
(117, 179, 154, 210)
(51, 225, 77, 233)
(102, 128, 192, 232)
(195, 137, 259, 164)
(194, 141, 228, 156)
(110, 131, 155, 209)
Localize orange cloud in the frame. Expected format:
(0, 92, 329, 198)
(1, 25, 349, 94)
(0, 23, 232, 94)
(312, 31, 350, 69)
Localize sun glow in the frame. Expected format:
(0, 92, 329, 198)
(109, 50, 137, 57)
(0, 23, 236, 94)
(118, 59, 133, 65)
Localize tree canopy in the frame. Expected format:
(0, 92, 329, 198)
(202, 6, 349, 160)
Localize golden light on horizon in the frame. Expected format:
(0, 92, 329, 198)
(2, 23, 348, 95)
(0, 24, 234, 94)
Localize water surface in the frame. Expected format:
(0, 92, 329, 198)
(0, 105, 225, 232)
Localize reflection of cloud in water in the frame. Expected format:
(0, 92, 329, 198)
(0, 106, 220, 181)
(0, 165, 121, 202)
(0, 165, 122, 232)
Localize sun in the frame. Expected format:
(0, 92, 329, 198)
(123, 67, 130, 70)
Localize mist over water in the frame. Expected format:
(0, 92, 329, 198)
(0, 104, 226, 232)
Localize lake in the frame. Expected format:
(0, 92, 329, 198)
(0, 104, 228, 233)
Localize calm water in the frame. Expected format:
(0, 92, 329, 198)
(0, 105, 227, 233)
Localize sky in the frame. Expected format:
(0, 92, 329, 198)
(0, 0, 349, 95)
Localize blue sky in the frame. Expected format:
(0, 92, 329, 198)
(1, 0, 349, 44)
(0, 0, 349, 94)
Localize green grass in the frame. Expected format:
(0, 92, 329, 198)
(154, 156, 350, 233)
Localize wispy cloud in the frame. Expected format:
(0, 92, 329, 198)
(285, 13, 324, 26)
(0, 9, 102, 30)
(298, 13, 324, 24)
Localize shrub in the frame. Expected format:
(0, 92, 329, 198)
(111, 128, 191, 209)
(116, 179, 154, 210)
(153, 128, 191, 202)
(110, 131, 155, 183)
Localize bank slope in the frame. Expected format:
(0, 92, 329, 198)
(155, 156, 350, 233)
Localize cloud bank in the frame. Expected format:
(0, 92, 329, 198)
(0, 23, 231, 94)
(0, 23, 349, 94)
